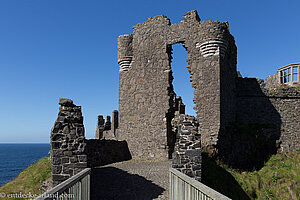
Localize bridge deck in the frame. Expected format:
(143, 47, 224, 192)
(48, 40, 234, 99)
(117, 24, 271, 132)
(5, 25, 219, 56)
(91, 160, 171, 200)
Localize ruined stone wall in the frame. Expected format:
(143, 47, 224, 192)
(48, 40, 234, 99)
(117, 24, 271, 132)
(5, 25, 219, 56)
(85, 139, 131, 167)
(213, 78, 300, 169)
(220, 34, 237, 128)
(236, 78, 300, 152)
(172, 112, 201, 181)
(270, 98, 300, 152)
(95, 110, 119, 140)
(50, 98, 87, 186)
(51, 99, 130, 186)
(265, 73, 279, 89)
(118, 10, 237, 159)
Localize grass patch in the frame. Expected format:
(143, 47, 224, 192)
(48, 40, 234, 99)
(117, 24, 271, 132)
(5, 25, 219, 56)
(0, 157, 51, 200)
(203, 152, 300, 200)
(0, 152, 299, 200)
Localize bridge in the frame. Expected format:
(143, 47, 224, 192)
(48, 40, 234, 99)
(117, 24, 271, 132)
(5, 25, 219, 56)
(35, 160, 230, 200)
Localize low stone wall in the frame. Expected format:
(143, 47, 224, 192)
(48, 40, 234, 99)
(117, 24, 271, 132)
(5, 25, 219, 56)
(85, 139, 132, 167)
(237, 78, 300, 153)
(221, 78, 300, 169)
(171, 112, 201, 181)
(268, 90, 300, 152)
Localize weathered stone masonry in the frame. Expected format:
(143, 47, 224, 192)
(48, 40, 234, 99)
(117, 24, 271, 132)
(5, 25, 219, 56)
(236, 79, 300, 153)
(117, 11, 299, 165)
(95, 110, 118, 140)
(50, 98, 87, 186)
(50, 11, 299, 185)
(51, 98, 130, 186)
(117, 10, 237, 160)
(172, 112, 202, 181)
(217, 77, 300, 169)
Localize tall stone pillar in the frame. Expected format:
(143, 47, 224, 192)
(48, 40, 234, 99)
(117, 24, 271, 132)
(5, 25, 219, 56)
(50, 98, 87, 186)
(95, 115, 105, 139)
(111, 110, 119, 137)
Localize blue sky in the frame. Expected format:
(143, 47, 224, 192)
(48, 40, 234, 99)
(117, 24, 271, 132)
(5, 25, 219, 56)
(0, 0, 299, 143)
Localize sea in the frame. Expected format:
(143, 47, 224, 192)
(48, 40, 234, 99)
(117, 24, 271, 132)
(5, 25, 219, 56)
(0, 143, 50, 186)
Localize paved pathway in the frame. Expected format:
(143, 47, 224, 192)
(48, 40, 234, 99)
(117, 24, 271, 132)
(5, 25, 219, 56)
(91, 160, 172, 200)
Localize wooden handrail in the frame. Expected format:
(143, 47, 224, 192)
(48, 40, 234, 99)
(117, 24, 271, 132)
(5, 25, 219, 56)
(169, 168, 231, 200)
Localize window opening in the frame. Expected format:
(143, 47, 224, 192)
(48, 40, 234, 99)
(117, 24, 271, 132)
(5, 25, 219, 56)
(279, 65, 299, 83)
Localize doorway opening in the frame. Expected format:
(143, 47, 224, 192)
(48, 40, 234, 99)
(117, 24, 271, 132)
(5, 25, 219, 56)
(171, 43, 196, 116)
(166, 43, 196, 158)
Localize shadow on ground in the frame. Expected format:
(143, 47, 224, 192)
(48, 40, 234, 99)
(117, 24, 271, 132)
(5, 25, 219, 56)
(91, 167, 165, 200)
(201, 153, 250, 200)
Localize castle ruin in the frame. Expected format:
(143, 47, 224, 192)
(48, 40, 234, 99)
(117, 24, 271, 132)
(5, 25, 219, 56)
(116, 10, 237, 160)
(50, 10, 300, 186)
(114, 10, 299, 167)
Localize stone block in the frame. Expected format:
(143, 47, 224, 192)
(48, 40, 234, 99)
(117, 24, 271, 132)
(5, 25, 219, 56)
(61, 157, 69, 164)
(63, 126, 70, 134)
(51, 165, 62, 174)
(52, 133, 64, 141)
(172, 164, 184, 168)
(51, 157, 61, 165)
(59, 98, 74, 106)
(78, 155, 87, 162)
(195, 170, 201, 176)
(185, 164, 191, 168)
(192, 164, 201, 171)
(185, 149, 201, 157)
(63, 167, 74, 175)
(52, 149, 63, 157)
(180, 158, 189, 164)
(70, 156, 78, 163)
(52, 174, 70, 181)
(51, 142, 61, 149)
(63, 151, 72, 156)
(64, 162, 87, 168)
(56, 116, 65, 122)
(192, 156, 201, 163)
(76, 127, 84, 136)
